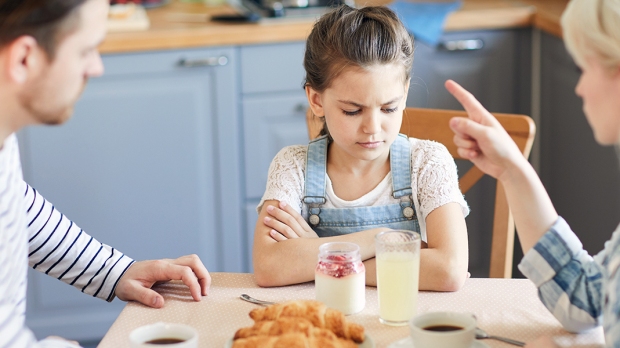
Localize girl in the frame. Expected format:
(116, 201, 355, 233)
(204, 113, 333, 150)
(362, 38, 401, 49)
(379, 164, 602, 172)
(253, 5, 469, 291)
(447, 0, 620, 346)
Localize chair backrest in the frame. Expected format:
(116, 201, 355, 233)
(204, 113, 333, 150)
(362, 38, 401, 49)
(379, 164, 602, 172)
(306, 107, 536, 278)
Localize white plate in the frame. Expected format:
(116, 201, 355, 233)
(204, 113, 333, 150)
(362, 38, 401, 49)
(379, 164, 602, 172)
(387, 336, 490, 348)
(225, 334, 374, 347)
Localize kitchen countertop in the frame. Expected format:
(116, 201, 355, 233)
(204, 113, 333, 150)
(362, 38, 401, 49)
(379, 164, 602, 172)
(100, 0, 568, 54)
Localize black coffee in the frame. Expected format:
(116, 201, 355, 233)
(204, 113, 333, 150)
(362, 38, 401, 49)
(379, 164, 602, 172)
(423, 325, 464, 332)
(144, 338, 186, 345)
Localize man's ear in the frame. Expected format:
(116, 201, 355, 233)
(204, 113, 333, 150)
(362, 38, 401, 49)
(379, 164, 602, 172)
(305, 85, 324, 117)
(5, 36, 42, 85)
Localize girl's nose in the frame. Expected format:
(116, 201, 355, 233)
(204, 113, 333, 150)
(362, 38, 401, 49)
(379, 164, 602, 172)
(362, 111, 382, 134)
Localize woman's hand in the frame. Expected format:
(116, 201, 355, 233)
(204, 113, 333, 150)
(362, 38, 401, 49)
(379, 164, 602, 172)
(445, 80, 528, 181)
(263, 201, 319, 241)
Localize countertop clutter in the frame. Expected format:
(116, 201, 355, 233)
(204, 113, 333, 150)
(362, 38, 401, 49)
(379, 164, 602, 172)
(100, 0, 569, 54)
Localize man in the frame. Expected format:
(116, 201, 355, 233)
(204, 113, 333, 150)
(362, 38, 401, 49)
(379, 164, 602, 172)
(0, 0, 212, 346)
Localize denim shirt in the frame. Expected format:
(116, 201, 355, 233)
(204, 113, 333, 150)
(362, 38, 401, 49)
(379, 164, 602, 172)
(519, 217, 620, 346)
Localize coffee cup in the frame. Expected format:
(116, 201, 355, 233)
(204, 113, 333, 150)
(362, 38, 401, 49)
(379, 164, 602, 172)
(129, 322, 198, 347)
(409, 312, 476, 348)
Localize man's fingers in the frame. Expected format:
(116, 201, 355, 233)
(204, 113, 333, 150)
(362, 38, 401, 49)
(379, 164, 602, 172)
(169, 255, 211, 296)
(159, 263, 203, 301)
(129, 282, 165, 308)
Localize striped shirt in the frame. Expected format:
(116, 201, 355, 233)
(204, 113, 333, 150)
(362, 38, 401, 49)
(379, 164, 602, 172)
(519, 216, 619, 347)
(0, 134, 134, 347)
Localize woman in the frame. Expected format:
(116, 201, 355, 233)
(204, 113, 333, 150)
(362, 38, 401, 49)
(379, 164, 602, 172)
(447, 0, 620, 346)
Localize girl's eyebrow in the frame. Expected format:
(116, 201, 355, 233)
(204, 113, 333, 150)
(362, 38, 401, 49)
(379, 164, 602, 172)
(337, 96, 403, 107)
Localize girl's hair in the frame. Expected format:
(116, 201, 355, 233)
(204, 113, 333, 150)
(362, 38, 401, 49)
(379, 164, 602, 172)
(0, 0, 87, 59)
(304, 5, 414, 137)
(561, 0, 620, 71)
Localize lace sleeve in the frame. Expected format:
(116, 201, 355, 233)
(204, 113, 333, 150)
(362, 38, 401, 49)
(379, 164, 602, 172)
(412, 139, 469, 223)
(257, 145, 307, 214)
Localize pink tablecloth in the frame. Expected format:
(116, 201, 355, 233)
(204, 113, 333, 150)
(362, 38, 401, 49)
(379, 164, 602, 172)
(99, 273, 605, 348)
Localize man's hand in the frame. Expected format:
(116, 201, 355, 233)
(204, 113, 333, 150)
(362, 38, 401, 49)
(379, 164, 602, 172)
(115, 254, 211, 308)
(263, 201, 319, 241)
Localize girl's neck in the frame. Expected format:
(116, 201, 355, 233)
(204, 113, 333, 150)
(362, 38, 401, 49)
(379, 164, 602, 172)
(326, 142, 390, 176)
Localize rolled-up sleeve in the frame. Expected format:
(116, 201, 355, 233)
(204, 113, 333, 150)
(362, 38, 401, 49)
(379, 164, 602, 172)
(519, 217, 603, 333)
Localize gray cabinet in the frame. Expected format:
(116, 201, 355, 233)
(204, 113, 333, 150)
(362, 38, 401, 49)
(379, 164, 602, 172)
(18, 47, 241, 341)
(539, 32, 620, 255)
(239, 42, 310, 271)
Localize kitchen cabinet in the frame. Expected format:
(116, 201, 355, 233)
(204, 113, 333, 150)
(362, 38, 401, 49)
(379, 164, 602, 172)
(18, 46, 242, 341)
(539, 32, 620, 255)
(239, 42, 310, 271)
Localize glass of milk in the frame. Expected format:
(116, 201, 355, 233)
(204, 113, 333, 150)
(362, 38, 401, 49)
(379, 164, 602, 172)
(375, 230, 421, 326)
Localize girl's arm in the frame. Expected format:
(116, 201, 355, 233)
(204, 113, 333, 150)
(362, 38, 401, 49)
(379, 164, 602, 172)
(253, 199, 389, 287)
(258, 200, 467, 291)
(361, 203, 468, 290)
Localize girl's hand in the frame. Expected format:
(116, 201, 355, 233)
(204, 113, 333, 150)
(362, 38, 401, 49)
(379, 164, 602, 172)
(445, 80, 528, 181)
(263, 201, 319, 241)
(524, 335, 559, 348)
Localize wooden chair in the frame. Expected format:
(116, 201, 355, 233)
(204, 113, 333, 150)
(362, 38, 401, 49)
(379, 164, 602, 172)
(306, 107, 536, 278)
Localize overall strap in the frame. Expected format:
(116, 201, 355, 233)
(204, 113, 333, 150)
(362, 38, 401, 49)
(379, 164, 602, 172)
(303, 135, 328, 225)
(390, 134, 416, 220)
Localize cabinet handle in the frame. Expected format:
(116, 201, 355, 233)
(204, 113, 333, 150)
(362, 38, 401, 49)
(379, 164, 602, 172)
(439, 39, 484, 51)
(177, 56, 229, 68)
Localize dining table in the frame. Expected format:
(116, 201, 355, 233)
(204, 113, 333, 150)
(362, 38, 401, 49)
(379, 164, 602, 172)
(99, 272, 605, 348)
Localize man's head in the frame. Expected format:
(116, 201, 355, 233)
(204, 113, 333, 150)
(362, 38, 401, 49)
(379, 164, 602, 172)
(0, 0, 108, 129)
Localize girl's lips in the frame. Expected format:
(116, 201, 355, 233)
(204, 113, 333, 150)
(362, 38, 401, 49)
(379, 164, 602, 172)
(358, 141, 382, 149)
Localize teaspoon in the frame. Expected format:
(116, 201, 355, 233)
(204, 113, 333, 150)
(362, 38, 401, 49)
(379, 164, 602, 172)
(475, 327, 525, 346)
(240, 294, 275, 306)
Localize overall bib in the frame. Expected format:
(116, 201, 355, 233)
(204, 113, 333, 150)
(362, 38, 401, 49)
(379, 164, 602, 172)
(303, 134, 421, 237)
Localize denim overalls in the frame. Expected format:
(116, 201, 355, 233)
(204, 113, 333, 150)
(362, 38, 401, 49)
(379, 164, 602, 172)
(302, 134, 421, 237)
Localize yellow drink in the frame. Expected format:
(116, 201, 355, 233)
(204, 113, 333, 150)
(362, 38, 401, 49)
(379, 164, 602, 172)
(376, 251, 420, 325)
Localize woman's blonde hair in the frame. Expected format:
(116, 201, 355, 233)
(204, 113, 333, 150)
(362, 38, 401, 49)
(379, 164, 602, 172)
(561, 0, 620, 71)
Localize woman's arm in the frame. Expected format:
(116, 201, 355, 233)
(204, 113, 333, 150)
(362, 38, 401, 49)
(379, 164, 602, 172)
(253, 200, 389, 287)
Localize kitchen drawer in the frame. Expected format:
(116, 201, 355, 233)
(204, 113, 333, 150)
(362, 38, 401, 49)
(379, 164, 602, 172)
(100, 46, 235, 77)
(242, 92, 309, 199)
(240, 42, 306, 94)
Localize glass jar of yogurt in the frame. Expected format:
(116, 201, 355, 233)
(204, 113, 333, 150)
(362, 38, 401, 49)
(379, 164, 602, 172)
(315, 242, 366, 315)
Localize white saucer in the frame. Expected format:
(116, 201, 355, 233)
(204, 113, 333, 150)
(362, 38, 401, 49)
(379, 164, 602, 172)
(387, 336, 490, 348)
(226, 334, 375, 347)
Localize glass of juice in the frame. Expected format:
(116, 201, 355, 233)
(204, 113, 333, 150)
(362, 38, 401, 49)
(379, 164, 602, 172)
(375, 230, 421, 326)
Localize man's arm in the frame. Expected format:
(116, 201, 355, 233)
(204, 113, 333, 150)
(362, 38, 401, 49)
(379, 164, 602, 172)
(24, 181, 211, 307)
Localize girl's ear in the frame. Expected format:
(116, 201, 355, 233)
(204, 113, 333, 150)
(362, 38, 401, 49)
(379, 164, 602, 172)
(305, 85, 325, 117)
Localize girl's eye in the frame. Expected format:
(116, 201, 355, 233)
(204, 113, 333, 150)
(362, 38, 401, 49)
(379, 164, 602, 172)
(343, 110, 360, 116)
(383, 107, 398, 113)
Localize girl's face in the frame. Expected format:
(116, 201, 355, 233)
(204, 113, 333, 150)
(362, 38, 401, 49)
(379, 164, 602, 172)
(575, 56, 620, 145)
(307, 63, 409, 163)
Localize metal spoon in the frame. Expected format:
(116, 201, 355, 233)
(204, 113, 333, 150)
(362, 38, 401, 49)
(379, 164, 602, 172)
(475, 327, 525, 346)
(240, 294, 276, 306)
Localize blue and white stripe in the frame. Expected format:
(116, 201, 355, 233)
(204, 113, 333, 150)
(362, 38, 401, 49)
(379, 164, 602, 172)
(0, 134, 134, 347)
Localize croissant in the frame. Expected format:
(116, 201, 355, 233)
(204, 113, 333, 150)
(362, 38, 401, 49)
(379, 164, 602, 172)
(231, 332, 358, 348)
(234, 317, 315, 339)
(248, 300, 365, 343)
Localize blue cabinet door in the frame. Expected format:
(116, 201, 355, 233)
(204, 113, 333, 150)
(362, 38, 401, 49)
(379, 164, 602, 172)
(19, 47, 241, 341)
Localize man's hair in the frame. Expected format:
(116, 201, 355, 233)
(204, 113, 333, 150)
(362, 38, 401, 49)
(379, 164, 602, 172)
(0, 0, 88, 59)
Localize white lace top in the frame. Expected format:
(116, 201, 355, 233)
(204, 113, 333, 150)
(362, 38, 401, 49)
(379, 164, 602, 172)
(257, 138, 469, 241)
